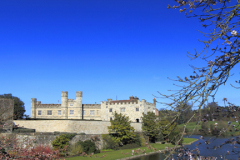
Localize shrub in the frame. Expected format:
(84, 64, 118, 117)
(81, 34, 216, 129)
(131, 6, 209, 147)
(0, 136, 60, 159)
(52, 134, 70, 150)
(69, 143, 83, 155)
(65, 133, 76, 140)
(168, 129, 183, 145)
(199, 122, 210, 136)
(78, 140, 99, 154)
(101, 134, 119, 150)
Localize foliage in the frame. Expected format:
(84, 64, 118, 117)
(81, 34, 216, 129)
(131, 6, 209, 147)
(101, 134, 119, 150)
(0, 135, 60, 159)
(52, 134, 71, 150)
(69, 143, 83, 155)
(141, 111, 162, 143)
(108, 112, 135, 145)
(78, 140, 99, 154)
(168, 126, 183, 145)
(158, 119, 182, 144)
(0, 94, 27, 119)
(199, 121, 210, 136)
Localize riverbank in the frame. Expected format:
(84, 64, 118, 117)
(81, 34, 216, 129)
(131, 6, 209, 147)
(66, 138, 198, 160)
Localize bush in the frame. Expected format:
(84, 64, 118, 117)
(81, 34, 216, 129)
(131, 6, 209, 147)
(199, 122, 210, 136)
(132, 132, 141, 146)
(78, 140, 99, 154)
(65, 133, 76, 140)
(101, 134, 119, 150)
(52, 134, 70, 150)
(69, 143, 83, 155)
(168, 130, 183, 145)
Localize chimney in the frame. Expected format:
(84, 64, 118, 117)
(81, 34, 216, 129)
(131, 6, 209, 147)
(153, 98, 156, 105)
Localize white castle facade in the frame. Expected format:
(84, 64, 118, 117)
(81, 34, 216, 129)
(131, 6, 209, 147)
(31, 91, 158, 122)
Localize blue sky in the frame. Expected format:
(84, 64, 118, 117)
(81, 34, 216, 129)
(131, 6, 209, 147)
(0, 0, 239, 116)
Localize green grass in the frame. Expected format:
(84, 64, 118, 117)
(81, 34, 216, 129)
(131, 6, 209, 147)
(178, 121, 240, 136)
(66, 138, 198, 160)
(182, 138, 198, 144)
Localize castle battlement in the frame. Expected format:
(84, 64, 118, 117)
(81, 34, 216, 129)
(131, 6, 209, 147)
(36, 104, 61, 108)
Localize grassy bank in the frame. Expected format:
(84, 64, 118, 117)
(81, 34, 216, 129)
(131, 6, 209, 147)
(66, 138, 198, 160)
(178, 121, 240, 136)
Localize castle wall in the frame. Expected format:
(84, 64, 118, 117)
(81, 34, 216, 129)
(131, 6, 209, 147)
(82, 104, 101, 120)
(13, 120, 142, 134)
(100, 99, 156, 123)
(31, 91, 157, 122)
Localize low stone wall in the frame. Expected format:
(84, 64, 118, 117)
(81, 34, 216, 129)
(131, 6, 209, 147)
(0, 133, 104, 150)
(13, 120, 142, 134)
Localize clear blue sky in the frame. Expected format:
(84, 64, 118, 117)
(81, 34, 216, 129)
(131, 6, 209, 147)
(1, 0, 239, 116)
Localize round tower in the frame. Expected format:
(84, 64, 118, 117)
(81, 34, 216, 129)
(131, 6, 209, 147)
(76, 91, 83, 119)
(61, 91, 68, 119)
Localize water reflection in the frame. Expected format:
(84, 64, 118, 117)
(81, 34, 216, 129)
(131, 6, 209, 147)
(132, 135, 240, 160)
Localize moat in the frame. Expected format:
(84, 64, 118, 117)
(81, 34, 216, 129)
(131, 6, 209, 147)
(132, 135, 240, 160)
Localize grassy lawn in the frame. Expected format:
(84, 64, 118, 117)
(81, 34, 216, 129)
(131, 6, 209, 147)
(66, 138, 197, 160)
(182, 138, 198, 144)
(178, 121, 240, 136)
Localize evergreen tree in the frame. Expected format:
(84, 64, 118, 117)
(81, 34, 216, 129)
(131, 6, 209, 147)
(108, 112, 135, 145)
(141, 111, 162, 142)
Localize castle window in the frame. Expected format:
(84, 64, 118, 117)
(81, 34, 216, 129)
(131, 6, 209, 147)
(83, 110, 86, 115)
(70, 110, 74, 115)
(70, 103, 74, 106)
(90, 110, 95, 115)
(47, 110, 52, 115)
(120, 108, 125, 112)
(38, 110, 42, 115)
(109, 108, 112, 112)
(110, 117, 112, 121)
(140, 104, 142, 106)
(136, 108, 139, 111)
(136, 119, 139, 123)
(58, 110, 61, 115)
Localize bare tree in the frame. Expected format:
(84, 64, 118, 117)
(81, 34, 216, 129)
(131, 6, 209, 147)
(156, 1, 240, 159)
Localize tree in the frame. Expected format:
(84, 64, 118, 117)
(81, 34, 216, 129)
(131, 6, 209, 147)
(159, 0, 240, 131)
(141, 111, 162, 142)
(157, 0, 240, 158)
(0, 94, 27, 120)
(108, 112, 136, 145)
(158, 119, 183, 145)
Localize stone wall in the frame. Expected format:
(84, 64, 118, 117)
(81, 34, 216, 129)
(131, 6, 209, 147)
(69, 134, 104, 150)
(14, 120, 142, 134)
(0, 133, 104, 150)
(0, 98, 14, 133)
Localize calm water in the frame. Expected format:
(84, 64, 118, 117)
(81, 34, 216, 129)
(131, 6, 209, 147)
(132, 135, 240, 160)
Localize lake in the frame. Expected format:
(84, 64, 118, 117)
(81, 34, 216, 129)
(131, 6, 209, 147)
(132, 135, 240, 160)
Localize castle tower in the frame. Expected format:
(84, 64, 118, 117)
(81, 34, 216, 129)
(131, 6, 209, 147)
(76, 91, 83, 119)
(61, 91, 68, 119)
(31, 98, 37, 118)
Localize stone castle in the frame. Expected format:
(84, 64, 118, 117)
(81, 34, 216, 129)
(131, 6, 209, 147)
(31, 91, 158, 122)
